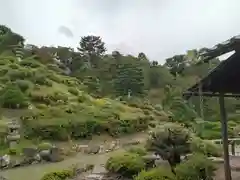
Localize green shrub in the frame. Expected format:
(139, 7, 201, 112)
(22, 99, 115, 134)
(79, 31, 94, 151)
(191, 137, 222, 157)
(135, 168, 176, 180)
(8, 148, 17, 155)
(8, 63, 20, 69)
(47, 74, 62, 83)
(52, 92, 68, 102)
(20, 59, 42, 68)
(175, 154, 216, 180)
(105, 152, 145, 177)
(0, 76, 9, 83)
(47, 64, 64, 73)
(41, 169, 73, 180)
(68, 87, 79, 96)
(7, 69, 33, 81)
(128, 146, 147, 156)
(35, 104, 48, 109)
(30, 92, 52, 105)
(38, 142, 53, 151)
(0, 83, 29, 108)
(16, 80, 32, 92)
(0, 68, 8, 76)
(77, 94, 88, 103)
(32, 74, 52, 86)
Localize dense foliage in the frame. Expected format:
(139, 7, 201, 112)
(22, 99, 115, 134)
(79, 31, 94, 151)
(146, 123, 191, 173)
(175, 154, 216, 180)
(105, 152, 145, 177)
(135, 168, 176, 180)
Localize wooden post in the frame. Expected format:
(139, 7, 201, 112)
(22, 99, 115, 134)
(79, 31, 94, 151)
(231, 141, 235, 156)
(198, 82, 204, 120)
(219, 93, 232, 180)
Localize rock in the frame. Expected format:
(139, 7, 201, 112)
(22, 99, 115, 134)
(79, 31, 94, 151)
(0, 155, 10, 169)
(39, 150, 51, 161)
(50, 147, 63, 162)
(22, 147, 38, 158)
(0, 176, 8, 180)
(86, 146, 100, 154)
(78, 145, 89, 153)
(85, 174, 104, 180)
(34, 153, 41, 162)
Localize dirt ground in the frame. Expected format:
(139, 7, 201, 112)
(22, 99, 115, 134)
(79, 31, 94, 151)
(214, 156, 240, 180)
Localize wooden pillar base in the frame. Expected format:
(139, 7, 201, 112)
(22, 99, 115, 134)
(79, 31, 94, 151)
(219, 93, 232, 180)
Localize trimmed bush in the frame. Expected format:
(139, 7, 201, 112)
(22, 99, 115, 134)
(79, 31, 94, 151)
(32, 74, 52, 86)
(190, 137, 222, 157)
(47, 74, 62, 83)
(127, 146, 147, 156)
(41, 169, 73, 180)
(135, 168, 176, 180)
(7, 69, 33, 81)
(20, 59, 42, 68)
(0, 83, 29, 108)
(0, 67, 8, 76)
(8, 63, 20, 69)
(38, 142, 53, 151)
(175, 154, 216, 180)
(16, 80, 32, 92)
(68, 87, 79, 96)
(105, 152, 145, 177)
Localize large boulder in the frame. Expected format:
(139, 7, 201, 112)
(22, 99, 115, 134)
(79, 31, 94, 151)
(39, 149, 51, 161)
(86, 146, 100, 154)
(39, 147, 63, 162)
(22, 147, 38, 158)
(49, 147, 63, 162)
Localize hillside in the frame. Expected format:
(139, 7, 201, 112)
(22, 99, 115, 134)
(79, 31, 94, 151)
(0, 54, 167, 142)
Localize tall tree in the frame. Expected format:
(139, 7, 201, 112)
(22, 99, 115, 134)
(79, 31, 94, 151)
(77, 35, 106, 68)
(0, 25, 24, 54)
(165, 55, 186, 77)
(114, 58, 145, 96)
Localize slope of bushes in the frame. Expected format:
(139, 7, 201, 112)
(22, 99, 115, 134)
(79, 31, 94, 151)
(0, 56, 161, 140)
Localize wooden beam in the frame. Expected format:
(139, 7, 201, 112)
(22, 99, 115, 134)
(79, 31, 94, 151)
(183, 92, 240, 98)
(219, 93, 232, 180)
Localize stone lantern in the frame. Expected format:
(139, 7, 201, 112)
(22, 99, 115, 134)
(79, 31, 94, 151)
(6, 120, 20, 149)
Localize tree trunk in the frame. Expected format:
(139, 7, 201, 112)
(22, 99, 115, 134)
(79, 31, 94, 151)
(168, 154, 181, 174)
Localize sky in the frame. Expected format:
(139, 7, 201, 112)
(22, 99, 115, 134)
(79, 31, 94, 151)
(1, 0, 240, 63)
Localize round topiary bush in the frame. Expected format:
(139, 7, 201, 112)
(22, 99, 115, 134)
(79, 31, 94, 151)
(38, 142, 53, 151)
(127, 146, 147, 156)
(16, 79, 32, 92)
(20, 59, 42, 68)
(41, 169, 73, 180)
(0, 83, 29, 108)
(175, 153, 216, 180)
(135, 168, 176, 180)
(105, 152, 145, 177)
(68, 87, 79, 96)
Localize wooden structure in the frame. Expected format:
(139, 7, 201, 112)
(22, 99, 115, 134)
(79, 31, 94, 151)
(183, 35, 240, 180)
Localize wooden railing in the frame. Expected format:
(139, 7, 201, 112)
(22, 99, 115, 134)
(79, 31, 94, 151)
(212, 138, 240, 156)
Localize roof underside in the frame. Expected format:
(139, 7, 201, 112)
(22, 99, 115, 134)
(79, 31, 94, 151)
(184, 35, 240, 98)
(200, 35, 240, 62)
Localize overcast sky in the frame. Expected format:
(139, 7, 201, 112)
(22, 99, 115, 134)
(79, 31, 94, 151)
(1, 0, 240, 63)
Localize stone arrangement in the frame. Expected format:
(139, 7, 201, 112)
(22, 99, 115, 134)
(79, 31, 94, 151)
(0, 145, 63, 170)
